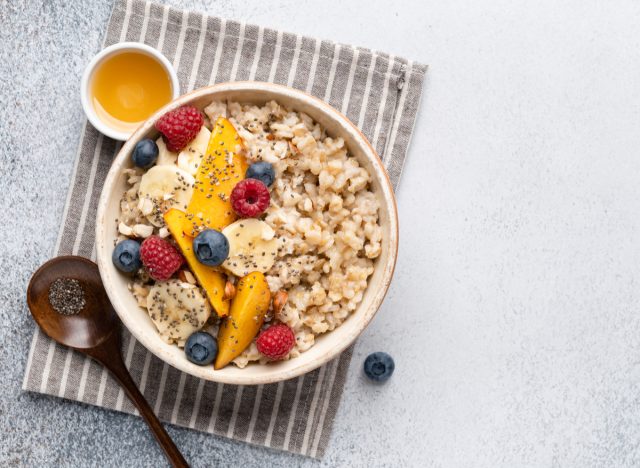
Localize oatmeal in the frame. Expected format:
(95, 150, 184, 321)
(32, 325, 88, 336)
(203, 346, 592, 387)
(114, 100, 381, 369)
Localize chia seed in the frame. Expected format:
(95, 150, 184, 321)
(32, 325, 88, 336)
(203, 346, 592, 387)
(48, 278, 86, 316)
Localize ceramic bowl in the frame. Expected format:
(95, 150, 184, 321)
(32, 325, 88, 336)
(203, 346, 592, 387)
(95, 82, 398, 385)
(80, 42, 180, 141)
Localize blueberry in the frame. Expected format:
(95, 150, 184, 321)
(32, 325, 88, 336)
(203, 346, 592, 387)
(132, 138, 159, 168)
(185, 331, 218, 365)
(193, 229, 229, 266)
(112, 239, 142, 273)
(246, 162, 275, 187)
(363, 352, 395, 382)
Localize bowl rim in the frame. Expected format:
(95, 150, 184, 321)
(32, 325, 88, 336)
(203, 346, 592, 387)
(80, 42, 180, 141)
(96, 81, 399, 385)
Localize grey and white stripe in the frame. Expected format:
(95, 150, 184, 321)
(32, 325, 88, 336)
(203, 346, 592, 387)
(22, 0, 426, 458)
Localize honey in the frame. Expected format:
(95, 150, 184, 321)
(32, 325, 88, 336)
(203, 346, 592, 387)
(90, 51, 172, 133)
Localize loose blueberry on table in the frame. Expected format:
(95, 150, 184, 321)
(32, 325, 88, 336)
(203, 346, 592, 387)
(364, 352, 395, 382)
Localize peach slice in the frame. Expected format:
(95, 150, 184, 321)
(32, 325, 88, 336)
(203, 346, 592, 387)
(164, 208, 230, 317)
(182, 117, 248, 236)
(214, 271, 271, 369)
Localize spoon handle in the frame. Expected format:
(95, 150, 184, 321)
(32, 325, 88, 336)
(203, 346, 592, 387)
(88, 331, 189, 468)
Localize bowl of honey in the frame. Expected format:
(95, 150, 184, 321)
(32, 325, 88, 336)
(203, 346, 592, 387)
(81, 42, 180, 141)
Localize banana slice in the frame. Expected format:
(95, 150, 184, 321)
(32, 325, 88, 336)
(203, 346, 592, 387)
(138, 165, 195, 226)
(221, 219, 279, 277)
(177, 126, 211, 175)
(146, 279, 212, 345)
(156, 137, 178, 166)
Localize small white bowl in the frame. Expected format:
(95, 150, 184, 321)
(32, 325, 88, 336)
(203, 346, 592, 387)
(80, 42, 180, 141)
(96, 82, 399, 385)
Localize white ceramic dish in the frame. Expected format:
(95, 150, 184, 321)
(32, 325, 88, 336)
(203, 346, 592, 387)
(80, 42, 180, 141)
(96, 82, 398, 385)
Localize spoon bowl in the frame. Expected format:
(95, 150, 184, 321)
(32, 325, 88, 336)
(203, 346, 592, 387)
(27, 256, 118, 350)
(27, 256, 188, 468)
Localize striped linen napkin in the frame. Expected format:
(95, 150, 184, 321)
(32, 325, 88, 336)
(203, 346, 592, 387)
(22, 0, 426, 458)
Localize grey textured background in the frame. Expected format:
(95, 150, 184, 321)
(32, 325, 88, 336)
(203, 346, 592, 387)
(3, 0, 640, 467)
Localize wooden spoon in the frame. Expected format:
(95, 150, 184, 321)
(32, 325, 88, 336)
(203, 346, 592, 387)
(27, 256, 188, 468)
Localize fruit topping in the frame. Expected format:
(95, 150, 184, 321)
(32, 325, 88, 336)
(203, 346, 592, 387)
(246, 161, 275, 187)
(146, 279, 211, 344)
(230, 178, 270, 218)
(131, 138, 159, 169)
(182, 117, 248, 236)
(155, 105, 204, 152)
(177, 126, 211, 175)
(139, 235, 184, 281)
(214, 272, 271, 369)
(185, 331, 218, 365)
(256, 323, 295, 361)
(155, 137, 178, 166)
(193, 229, 229, 266)
(221, 219, 278, 276)
(164, 209, 230, 317)
(112, 239, 142, 273)
(363, 352, 395, 382)
(137, 165, 195, 226)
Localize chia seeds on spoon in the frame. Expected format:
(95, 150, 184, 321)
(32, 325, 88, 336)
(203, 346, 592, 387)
(48, 278, 86, 316)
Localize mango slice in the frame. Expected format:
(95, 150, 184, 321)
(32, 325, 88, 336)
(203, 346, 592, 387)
(183, 117, 248, 236)
(164, 208, 230, 317)
(214, 272, 271, 369)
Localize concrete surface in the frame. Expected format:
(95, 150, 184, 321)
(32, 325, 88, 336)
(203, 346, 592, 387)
(3, 0, 640, 466)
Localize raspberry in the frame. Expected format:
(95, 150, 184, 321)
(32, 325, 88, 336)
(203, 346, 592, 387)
(139, 236, 185, 281)
(256, 323, 295, 360)
(155, 106, 204, 152)
(230, 179, 270, 218)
